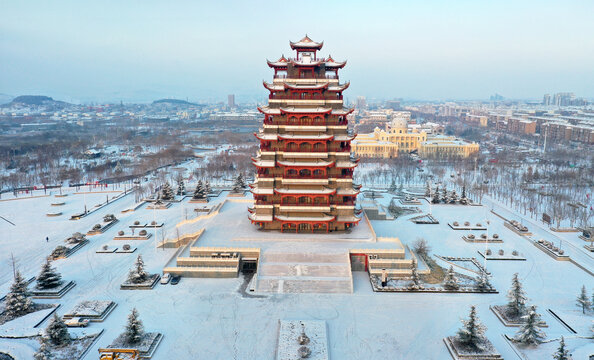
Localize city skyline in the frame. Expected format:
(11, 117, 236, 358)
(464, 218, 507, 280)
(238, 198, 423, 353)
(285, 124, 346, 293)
(2, 0, 594, 103)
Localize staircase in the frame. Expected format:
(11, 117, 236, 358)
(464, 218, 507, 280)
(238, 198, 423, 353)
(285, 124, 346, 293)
(255, 249, 353, 294)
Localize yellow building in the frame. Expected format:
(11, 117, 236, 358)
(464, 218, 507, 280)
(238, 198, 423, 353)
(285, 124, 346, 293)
(418, 135, 479, 158)
(353, 121, 479, 159)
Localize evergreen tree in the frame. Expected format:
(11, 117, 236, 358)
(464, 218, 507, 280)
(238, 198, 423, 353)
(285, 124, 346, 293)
(176, 175, 185, 196)
(507, 273, 528, 318)
(476, 272, 492, 291)
(125, 308, 145, 344)
(408, 259, 423, 290)
(389, 179, 397, 192)
(5, 270, 33, 318)
(193, 180, 205, 199)
(34, 337, 52, 360)
(456, 305, 487, 350)
(576, 285, 591, 314)
(160, 182, 173, 200)
(552, 336, 569, 360)
(127, 255, 148, 283)
(204, 180, 212, 195)
(444, 266, 459, 290)
(450, 190, 459, 203)
(45, 313, 70, 346)
(461, 185, 467, 199)
(441, 186, 448, 202)
(36, 260, 63, 290)
(425, 182, 431, 197)
(233, 174, 245, 192)
(432, 186, 440, 204)
(514, 305, 546, 345)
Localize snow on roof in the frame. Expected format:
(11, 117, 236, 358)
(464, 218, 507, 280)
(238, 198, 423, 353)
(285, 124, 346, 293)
(290, 35, 323, 50)
(274, 187, 335, 195)
(335, 161, 358, 168)
(280, 107, 332, 114)
(275, 214, 335, 222)
(336, 215, 362, 223)
(278, 133, 334, 140)
(249, 213, 273, 222)
(252, 158, 276, 167)
(250, 187, 274, 195)
(336, 188, 360, 195)
(277, 159, 333, 167)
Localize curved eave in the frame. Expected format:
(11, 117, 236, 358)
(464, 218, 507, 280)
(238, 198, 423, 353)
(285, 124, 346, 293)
(274, 214, 335, 223)
(325, 60, 347, 68)
(335, 215, 362, 223)
(280, 107, 332, 115)
(266, 59, 288, 68)
(277, 160, 334, 168)
(335, 161, 359, 169)
(251, 157, 276, 168)
(274, 188, 337, 196)
(331, 108, 355, 116)
(254, 132, 278, 141)
(328, 82, 350, 92)
(263, 81, 282, 91)
(284, 82, 329, 90)
(257, 106, 281, 115)
(289, 59, 323, 67)
(290, 41, 324, 50)
(278, 134, 334, 141)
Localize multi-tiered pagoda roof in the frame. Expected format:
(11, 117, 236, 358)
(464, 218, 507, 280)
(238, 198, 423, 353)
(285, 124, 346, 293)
(249, 36, 361, 233)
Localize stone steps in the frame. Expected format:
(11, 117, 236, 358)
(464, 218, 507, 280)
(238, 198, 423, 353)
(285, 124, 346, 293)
(256, 250, 353, 294)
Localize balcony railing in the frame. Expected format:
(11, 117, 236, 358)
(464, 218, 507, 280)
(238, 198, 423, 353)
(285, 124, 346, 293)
(283, 174, 327, 179)
(269, 95, 343, 101)
(263, 120, 347, 126)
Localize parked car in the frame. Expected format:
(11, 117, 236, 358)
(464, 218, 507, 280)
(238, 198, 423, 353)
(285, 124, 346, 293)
(64, 317, 89, 327)
(160, 273, 171, 284)
(170, 275, 181, 285)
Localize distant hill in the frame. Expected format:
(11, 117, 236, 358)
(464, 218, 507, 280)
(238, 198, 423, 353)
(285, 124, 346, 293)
(152, 98, 198, 106)
(3, 95, 69, 107)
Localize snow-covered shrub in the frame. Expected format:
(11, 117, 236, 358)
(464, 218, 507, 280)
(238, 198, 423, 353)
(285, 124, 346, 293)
(93, 224, 102, 230)
(123, 244, 131, 251)
(498, 249, 504, 256)
(512, 250, 518, 256)
(118, 230, 125, 236)
(486, 249, 492, 255)
(134, 220, 140, 225)
(139, 230, 147, 236)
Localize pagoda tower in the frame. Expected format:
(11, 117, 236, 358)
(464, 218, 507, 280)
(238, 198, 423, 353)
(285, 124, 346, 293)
(249, 36, 361, 233)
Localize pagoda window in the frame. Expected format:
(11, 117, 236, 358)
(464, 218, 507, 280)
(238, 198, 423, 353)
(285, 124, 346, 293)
(286, 169, 298, 177)
(289, 116, 298, 125)
(313, 142, 325, 152)
(313, 116, 323, 125)
(312, 169, 324, 177)
(286, 142, 298, 151)
(299, 169, 312, 177)
(299, 143, 312, 152)
(298, 196, 312, 205)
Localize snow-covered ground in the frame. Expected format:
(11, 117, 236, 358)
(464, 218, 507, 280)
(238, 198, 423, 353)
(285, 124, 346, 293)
(1, 179, 593, 359)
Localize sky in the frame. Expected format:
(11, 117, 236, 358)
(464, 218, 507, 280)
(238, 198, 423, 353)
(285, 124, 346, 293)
(1, 0, 594, 103)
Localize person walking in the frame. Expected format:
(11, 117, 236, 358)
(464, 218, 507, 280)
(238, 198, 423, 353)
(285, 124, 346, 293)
(46, 236, 49, 242)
